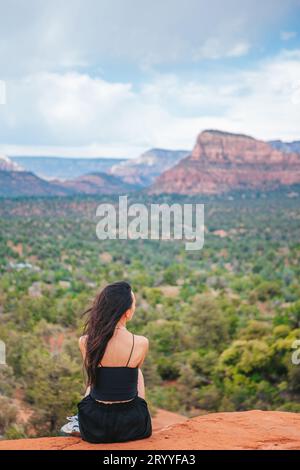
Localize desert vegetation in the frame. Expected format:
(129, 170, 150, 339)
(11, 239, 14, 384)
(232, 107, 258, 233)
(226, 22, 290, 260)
(0, 189, 300, 438)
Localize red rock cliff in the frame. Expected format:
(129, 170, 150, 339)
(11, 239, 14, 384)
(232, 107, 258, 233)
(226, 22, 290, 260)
(150, 130, 300, 195)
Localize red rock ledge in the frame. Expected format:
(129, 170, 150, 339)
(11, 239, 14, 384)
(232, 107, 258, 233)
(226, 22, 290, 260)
(0, 411, 299, 450)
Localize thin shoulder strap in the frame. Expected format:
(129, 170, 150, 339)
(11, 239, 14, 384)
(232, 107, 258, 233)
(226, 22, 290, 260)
(125, 333, 135, 367)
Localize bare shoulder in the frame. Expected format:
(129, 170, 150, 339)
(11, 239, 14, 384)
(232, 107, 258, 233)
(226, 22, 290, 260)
(133, 334, 149, 351)
(78, 335, 88, 350)
(132, 334, 149, 367)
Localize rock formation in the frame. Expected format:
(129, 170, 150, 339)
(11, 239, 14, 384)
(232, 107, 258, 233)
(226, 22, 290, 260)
(150, 130, 300, 195)
(1, 411, 299, 450)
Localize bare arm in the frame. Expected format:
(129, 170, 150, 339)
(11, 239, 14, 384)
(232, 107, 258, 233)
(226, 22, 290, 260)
(138, 369, 146, 399)
(137, 338, 149, 399)
(79, 336, 90, 397)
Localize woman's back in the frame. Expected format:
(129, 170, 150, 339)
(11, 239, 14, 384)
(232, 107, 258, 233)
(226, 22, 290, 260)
(91, 330, 139, 402)
(80, 328, 148, 402)
(98, 328, 138, 368)
(80, 328, 148, 369)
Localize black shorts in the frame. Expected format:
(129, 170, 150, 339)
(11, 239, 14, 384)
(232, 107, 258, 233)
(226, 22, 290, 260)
(77, 394, 152, 444)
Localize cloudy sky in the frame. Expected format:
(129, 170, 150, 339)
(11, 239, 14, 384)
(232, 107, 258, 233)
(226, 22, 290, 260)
(0, 0, 300, 158)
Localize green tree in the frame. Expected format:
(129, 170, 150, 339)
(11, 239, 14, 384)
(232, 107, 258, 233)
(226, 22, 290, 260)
(187, 294, 230, 351)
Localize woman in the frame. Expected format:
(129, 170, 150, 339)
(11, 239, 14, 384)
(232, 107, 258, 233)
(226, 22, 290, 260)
(65, 281, 152, 443)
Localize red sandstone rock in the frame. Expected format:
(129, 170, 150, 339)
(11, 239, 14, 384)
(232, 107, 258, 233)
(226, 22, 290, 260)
(0, 411, 300, 450)
(150, 130, 300, 195)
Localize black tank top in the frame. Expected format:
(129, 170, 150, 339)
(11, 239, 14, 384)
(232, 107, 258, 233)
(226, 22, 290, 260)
(90, 333, 139, 402)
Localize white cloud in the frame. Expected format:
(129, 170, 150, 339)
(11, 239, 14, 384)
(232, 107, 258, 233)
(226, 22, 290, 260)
(280, 31, 297, 41)
(227, 42, 251, 57)
(194, 39, 250, 60)
(138, 49, 300, 142)
(0, 143, 148, 159)
(0, 80, 6, 104)
(0, 49, 300, 158)
(1, 71, 196, 154)
(0, 0, 298, 75)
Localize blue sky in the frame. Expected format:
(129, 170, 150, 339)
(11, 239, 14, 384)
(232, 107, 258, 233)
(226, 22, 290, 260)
(0, 0, 299, 158)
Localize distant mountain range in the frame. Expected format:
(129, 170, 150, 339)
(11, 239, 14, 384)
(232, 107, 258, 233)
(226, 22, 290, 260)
(110, 148, 189, 186)
(2, 132, 300, 197)
(0, 154, 23, 172)
(11, 156, 126, 180)
(58, 172, 137, 195)
(150, 130, 300, 195)
(0, 170, 72, 197)
(269, 140, 300, 154)
(12, 149, 189, 186)
(0, 169, 137, 198)
(0, 154, 138, 197)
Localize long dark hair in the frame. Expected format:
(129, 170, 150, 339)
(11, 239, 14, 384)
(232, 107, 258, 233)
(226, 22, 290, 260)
(83, 281, 133, 386)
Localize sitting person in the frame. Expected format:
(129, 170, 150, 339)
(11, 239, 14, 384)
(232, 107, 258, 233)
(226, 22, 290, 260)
(60, 281, 152, 443)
